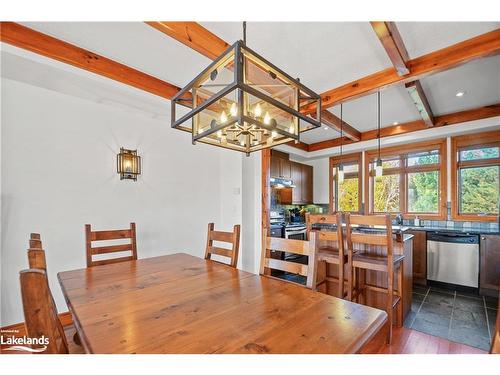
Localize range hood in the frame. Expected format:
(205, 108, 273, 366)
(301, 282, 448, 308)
(270, 177, 295, 188)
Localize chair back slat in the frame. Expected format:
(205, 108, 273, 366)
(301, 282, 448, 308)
(345, 214, 393, 257)
(204, 223, 241, 268)
(30, 233, 41, 240)
(28, 249, 47, 270)
(85, 223, 137, 267)
(260, 231, 317, 288)
(20, 269, 68, 354)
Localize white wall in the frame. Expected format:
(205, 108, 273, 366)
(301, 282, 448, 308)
(0, 78, 243, 326)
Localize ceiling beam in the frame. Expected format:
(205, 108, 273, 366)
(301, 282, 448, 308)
(146, 22, 230, 60)
(0, 22, 184, 100)
(370, 21, 435, 127)
(370, 21, 410, 76)
(405, 80, 435, 127)
(307, 103, 500, 152)
(304, 28, 500, 113)
(313, 110, 361, 141)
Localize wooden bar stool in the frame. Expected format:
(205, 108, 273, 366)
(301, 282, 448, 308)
(261, 230, 317, 288)
(345, 213, 404, 344)
(306, 213, 346, 298)
(205, 223, 241, 268)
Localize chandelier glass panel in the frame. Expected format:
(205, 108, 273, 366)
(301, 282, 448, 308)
(171, 41, 322, 154)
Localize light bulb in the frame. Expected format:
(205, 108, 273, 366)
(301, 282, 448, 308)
(230, 103, 237, 117)
(220, 135, 227, 144)
(263, 112, 271, 125)
(271, 130, 278, 138)
(254, 103, 262, 117)
(198, 127, 204, 134)
(220, 111, 227, 123)
(338, 165, 344, 184)
(375, 159, 383, 178)
(216, 130, 222, 138)
(240, 138, 245, 146)
(289, 124, 295, 134)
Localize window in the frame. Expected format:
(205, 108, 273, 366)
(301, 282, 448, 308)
(330, 153, 362, 213)
(365, 140, 446, 219)
(452, 131, 500, 221)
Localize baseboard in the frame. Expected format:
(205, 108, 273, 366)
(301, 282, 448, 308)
(1, 311, 73, 336)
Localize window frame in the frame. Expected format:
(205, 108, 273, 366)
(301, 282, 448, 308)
(364, 139, 447, 220)
(329, 152, 362, 214)
(451, 130, 500, 222)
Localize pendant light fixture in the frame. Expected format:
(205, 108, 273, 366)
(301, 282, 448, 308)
(171, 22, 322, 155)
(375, 91, 383, 179)
(338, 103, 344, 184)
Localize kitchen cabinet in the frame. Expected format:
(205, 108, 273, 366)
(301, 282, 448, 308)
(408, 230, 427, 285)
(291, 162, 302, 203)
(480, 234, 500, 296)
(301, 164, 313, 204)
(270, 151, 291, 179)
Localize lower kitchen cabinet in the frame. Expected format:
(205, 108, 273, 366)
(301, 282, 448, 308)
(408, 230, 427, 285)
(480, 234, 500, 296)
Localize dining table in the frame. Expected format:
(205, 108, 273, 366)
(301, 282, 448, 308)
(58, 253, 387, 354)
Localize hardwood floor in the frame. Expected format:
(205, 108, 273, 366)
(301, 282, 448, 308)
(361, 325, 487, 354)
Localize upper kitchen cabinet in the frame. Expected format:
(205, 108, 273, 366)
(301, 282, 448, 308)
(270, 150, 292, 179)
(291, 161, 302, 204)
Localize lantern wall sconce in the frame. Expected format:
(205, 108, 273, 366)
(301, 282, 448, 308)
(117, 148, 141, 181)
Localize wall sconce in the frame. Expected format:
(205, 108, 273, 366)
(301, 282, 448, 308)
(117, 148, 141, 181)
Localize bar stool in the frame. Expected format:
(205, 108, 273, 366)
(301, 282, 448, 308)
(345, 213, 404, 344)
(306, 213, 347, 299)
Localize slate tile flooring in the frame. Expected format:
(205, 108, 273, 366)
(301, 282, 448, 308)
(404, 285, 498, 351)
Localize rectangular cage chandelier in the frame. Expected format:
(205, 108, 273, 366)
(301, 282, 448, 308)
(171, 40, 322, 155)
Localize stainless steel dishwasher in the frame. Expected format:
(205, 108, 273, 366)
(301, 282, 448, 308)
(427, 232, 479, 288)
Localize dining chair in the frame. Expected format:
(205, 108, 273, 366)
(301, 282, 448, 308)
(85, 223, 137, 267)
(204, 223, 241, 268)
(345, 213, 404, 344)
(260, 230, 317, 288)
(306, 213, 346, 298)
(20, 269, 69, 354)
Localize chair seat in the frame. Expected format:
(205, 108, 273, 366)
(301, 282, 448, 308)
(352, 253, 404, 271)
(317, 247, 347, 263)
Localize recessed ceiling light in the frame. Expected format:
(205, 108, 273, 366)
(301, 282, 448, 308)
(456, 91, 466, 97)
(393, 121, 399, 125)
(323, 126, 328, 130)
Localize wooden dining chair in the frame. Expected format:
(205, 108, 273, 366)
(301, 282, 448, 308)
(28, 233, 47, 270)
(345, 213, 404, 344)
(20, 269, 69, 354)
(306, 213, 346, 298)
(204, 223, 241, 268)
(85, 223, 137, 267)
(260, 230, 317, 288)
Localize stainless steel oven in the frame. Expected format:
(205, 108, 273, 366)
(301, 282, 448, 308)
(284, 224, 307, 240)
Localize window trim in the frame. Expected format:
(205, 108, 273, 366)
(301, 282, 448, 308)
(329, 152, 362, 214)
(451, 130, 500, 222)
(364, 139, 447, 220)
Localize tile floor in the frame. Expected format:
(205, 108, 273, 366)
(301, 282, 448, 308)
(404, 284, 498, 351)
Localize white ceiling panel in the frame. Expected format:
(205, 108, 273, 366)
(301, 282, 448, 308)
(20, 22, 212, 89)
(420, 55, 500, 115)
(396, 22, 500, 58)
(201, 22, 393, 93)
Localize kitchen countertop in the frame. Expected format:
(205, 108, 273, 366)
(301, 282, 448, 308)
(402, 225, 500, 235)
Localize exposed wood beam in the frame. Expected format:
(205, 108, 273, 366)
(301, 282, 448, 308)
(313, 110, 361, 141)
(304, 29, 500, 112)
(371, 21, 435, 127)
(0, 22, 184, 100)
(405, 80, 435, 127)
(307, 104, 500, 152)
(370, 21, 410, 76)
(145, 22, 230, 60)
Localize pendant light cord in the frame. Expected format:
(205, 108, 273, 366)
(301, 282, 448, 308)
(377, 91, 381, 160)
(243, 21, 247, 44)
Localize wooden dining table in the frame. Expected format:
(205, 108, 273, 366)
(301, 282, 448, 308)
(58, 253, 387, 354)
